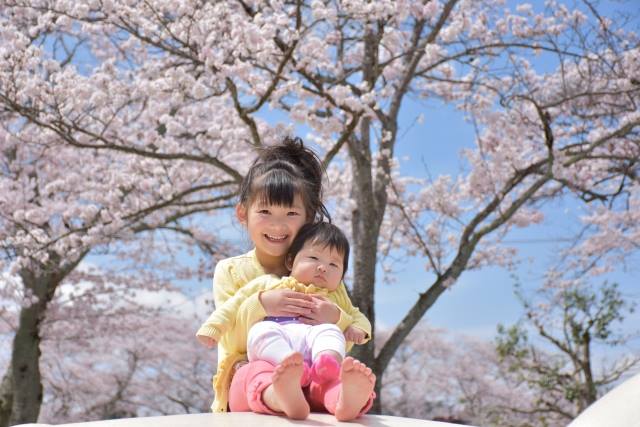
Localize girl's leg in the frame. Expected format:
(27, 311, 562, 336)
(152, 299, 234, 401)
(228, 360, 277, 414)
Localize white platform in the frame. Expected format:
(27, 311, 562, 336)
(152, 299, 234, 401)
(15, 412, 466, 426)
(567, 372, 640, 427)
(15, 372, 640, 427)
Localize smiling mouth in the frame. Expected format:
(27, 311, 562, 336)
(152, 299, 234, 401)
(265, 234, 287, 242)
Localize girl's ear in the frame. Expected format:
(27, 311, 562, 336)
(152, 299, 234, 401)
(235, 203, 247, 225)
(284, 254, 294, 272)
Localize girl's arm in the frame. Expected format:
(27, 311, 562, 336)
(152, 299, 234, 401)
(212, 260, 237, 307)
(197, 275, 276, 342)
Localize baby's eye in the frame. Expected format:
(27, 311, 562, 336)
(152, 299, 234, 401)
(309, 256, 318, 260)
(329, 263, 339, 268)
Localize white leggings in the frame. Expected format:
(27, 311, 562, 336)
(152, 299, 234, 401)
(247, 321, 346, 365)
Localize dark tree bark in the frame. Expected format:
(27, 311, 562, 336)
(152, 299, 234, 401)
(0, 252, 86, 427)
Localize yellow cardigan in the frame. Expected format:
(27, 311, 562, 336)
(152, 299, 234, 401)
(196, 249, 371, 412)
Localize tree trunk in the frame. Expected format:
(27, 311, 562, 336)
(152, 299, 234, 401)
(347, 118, 386, 412)
(1, 268, 59, 427)
(1, 252, 86, 427)
(0, 369, 13, 427)
(4, 298, 47, 426)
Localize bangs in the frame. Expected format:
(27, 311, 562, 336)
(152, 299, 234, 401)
(309, 235, 349, 261)
(251, 169, 303, 207)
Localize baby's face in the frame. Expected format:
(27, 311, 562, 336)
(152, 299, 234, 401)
(290, 241, 344, 291)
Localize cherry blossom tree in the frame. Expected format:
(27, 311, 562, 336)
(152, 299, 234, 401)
(2, 0, 639, 419)
(0, 264, 215, 424)
(381, 300, 638, 427)
(379, 323, 539, 425)
(38, 278, 215, 423)
(495, 279, 639, 425)
(0, 105, 244, 423)
(0, 6, 247, 421)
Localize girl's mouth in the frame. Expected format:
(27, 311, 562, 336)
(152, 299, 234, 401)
(265, 234, 287, 242)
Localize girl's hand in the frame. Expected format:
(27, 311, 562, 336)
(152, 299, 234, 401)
(260, 289, 315, 317)
(298, 296, 340, 325)
(344, 325, 367, 344)
(197, 335, 217, 349)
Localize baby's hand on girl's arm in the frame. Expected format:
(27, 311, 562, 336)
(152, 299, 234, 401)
(344, 325, 367, 344)
(197, 334, 217, 348)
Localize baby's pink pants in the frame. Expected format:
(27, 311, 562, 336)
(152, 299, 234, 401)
(228, 359, 374, 416)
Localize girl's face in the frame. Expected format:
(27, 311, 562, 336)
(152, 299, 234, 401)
(237, 193, 307, 261)
(288, 241, 344, 291)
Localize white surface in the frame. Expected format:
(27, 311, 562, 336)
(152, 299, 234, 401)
(16, 374, 640, 427)
(15, 412, 468, 427)
(568, 372, 640, 427)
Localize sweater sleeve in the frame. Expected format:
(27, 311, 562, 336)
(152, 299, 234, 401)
(235, 292, 268, 334)
(334, 283, 372, 344)
(212, 260, 237, 307)
(197, 275, 271, 341)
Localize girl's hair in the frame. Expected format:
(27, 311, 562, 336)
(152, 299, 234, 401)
(287, 222, 349, 277)
(239, 136, 331, 223)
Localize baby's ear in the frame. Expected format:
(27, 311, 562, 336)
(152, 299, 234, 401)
(284, 255, 294, 272)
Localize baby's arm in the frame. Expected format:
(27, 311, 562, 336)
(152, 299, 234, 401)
(334, 283, 372, 346)
(344, 325, 368, 344)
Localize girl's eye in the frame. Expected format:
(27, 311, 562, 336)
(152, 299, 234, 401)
(257, 209, 270, 214)
(287, 211, 300, 216)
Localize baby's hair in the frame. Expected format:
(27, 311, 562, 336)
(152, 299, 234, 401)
(287, 222, 349, 277)
(238, 137, 331, 223)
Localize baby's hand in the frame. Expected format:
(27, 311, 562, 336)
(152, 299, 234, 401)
(344, 326, 367, 344)
(197, 335, 217, 349)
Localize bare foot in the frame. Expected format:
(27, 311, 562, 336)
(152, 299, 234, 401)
(271, 353, 310, 420)
(335, 357, 376, 421)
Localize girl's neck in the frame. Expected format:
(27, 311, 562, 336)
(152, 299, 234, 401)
(255, 249, 289, 277)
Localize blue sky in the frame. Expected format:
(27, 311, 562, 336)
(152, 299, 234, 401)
(377, 92, 640, 354)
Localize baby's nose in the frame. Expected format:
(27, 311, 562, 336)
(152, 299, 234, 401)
(317, 264, 326, 272)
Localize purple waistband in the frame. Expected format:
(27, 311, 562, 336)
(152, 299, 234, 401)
(264, 316, 299, 323)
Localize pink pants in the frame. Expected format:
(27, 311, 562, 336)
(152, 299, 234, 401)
(228, 359, 374, 417)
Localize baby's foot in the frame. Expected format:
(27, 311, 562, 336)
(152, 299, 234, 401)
(272, 353, 310, 420)
(301, 361, 312, 387)
(311, 353, 341, 384)
(335, 357, 376, 421)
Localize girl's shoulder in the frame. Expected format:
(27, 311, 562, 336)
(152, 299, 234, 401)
(215, 249, 264, 283)
(218, 250, 256, 267)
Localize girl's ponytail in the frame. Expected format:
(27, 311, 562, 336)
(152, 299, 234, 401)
(258, 137, 324, 196)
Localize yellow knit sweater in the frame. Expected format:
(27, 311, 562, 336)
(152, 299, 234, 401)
(196, 249, 371, 412)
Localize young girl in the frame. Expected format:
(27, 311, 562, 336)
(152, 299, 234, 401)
(197, 222, 373, 420)
(198, 137, 375, 420)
